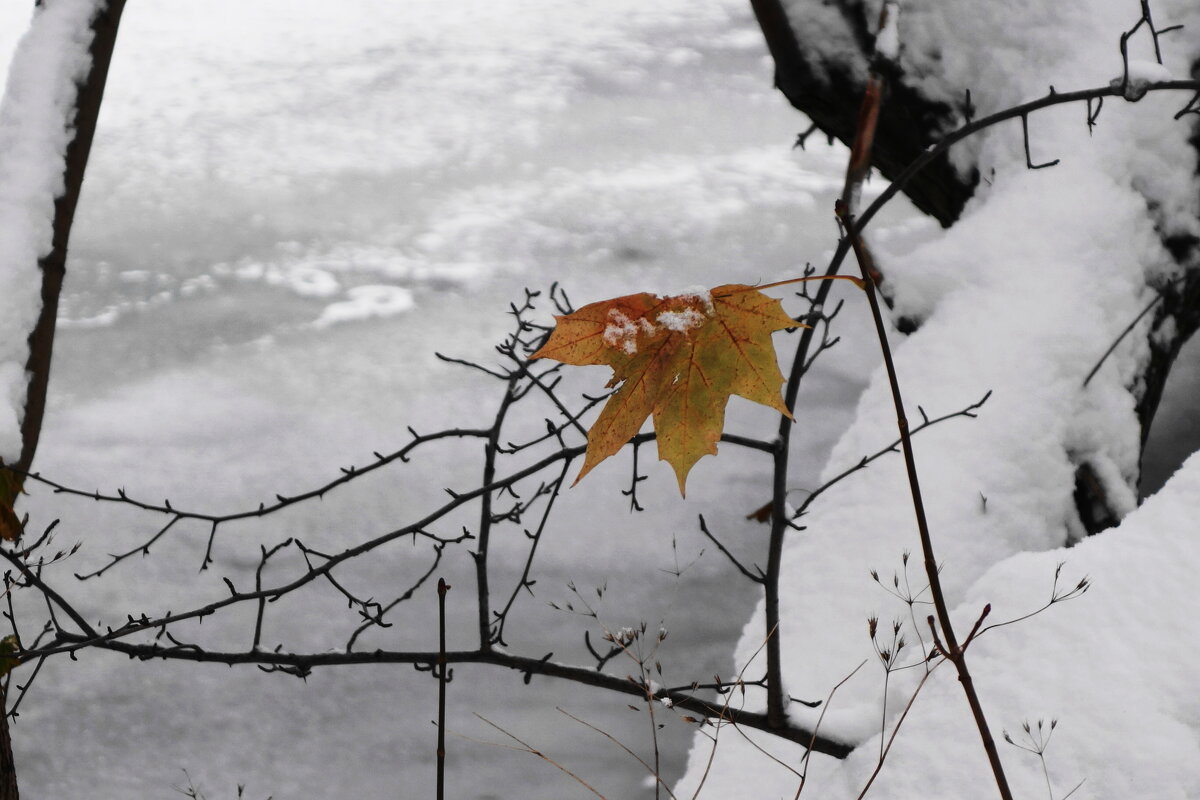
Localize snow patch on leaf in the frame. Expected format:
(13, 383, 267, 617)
(602, 308, 655, 355)
(655, 307, 707, 333)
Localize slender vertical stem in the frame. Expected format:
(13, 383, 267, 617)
(763, 478, 787, 727)
(436, 578, 449, 800)
(824, 9, 1011, 787)
(838, 213, 1014, 800)
(765, 245, 860, 729)
(643, 661, 662, 799)
(765, 27, 885, 728)
(475, 386, 517, 649)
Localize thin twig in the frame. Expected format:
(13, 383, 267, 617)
(792, 392, 992, 521)
(794, 660, 867, 799)
(557, 707, 673, 797)
(1082, 277, 1184, 386)
(473, 714, 608, 799)
(853, 662, 941, 800)
(697, 515, 764, 583)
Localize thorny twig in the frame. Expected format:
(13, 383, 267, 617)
(0, 291, 856, 758)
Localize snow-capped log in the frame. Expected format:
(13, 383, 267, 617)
(750, 0, 976, 227)
(0, 0, 125, 476)
(752, 0, 1200, 530)
(677, 2, 1200, 798)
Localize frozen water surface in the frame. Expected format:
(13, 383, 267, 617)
(0, 2, 882, 798)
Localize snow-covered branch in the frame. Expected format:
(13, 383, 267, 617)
(0, 0, 124, 473)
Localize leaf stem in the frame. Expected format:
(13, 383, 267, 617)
(714, 275, 865, 297)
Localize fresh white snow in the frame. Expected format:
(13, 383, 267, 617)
(875, 3, 901, 61)
(677, 1, 1200, 798)
(656, 307, 707, 333)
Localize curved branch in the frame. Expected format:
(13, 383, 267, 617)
(41, 633, 856, 758)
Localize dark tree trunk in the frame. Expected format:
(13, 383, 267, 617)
(749, 0, 976, 227)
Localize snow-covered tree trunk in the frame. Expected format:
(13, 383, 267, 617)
(753, 0, 1200, 528)
(0, 1, 125, 795)
(676, 1, 1200, 798)
(4, 0, 125, 475)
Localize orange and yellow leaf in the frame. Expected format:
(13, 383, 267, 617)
(531, 284, 799, 494)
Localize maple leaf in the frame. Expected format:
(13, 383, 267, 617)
(531, 284, 799, 494)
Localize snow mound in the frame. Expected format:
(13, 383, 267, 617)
(678, 0, 1200, 797)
